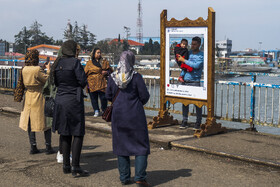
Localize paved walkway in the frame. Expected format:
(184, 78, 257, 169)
(1, 92, 280, 169)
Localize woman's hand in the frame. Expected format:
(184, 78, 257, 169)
(45, 62, 51, 71)
(101, 70, 108, 76)
(43, 62, 51, 71)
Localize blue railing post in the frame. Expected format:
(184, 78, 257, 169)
(248, 74, 257, 131)
(13, 59, 17, 89)
(13, 68, 17, 89)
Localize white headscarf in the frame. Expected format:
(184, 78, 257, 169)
(111, 51, 136, 89)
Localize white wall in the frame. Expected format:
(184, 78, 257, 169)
(36, 47, 59, 56)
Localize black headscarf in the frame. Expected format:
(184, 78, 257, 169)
(62, 40, 77, 57)
(50, 40, 78, 84)
(91, 48, 102, 68)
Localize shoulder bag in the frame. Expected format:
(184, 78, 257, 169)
(44, 96, 55, 117)
(14, 68, 25, 102)
(44, 86, 56, 117)
(102, 89, 120, 122)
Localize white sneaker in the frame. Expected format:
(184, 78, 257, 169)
(57, 151, 72, 164)
(93, 110, 99, 117)
(57, 151, 63, 163)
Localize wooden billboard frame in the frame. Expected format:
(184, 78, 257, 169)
(148, 8, 226, 137)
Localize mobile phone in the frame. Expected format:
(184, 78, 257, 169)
(45, 57, 50, 65)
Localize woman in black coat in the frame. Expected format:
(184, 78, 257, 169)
(51, 40, 88, 177)
(106, 51, 151, 186)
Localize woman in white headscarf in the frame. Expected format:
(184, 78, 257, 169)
(106, 51, 151, 186)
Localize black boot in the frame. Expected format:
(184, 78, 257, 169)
(71, 166, 89, 177)
(45, 144, 55, 155)
(30, 144, 40, 154)
(63, 165, 71, 174)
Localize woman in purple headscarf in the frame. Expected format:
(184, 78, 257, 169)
(106, 51, 151, 186)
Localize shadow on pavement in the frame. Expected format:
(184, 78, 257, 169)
(81, 151, 117, 174)
(82, 145, 101, 151)
(85, 112, 94, 116)
(147, 168, 192, 186)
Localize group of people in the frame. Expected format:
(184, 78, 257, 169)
(15, 40, 151, 186)
(15, 36, 202, 186)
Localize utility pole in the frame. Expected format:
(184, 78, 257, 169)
(259, 42, 262, 51)
(136, 0, 143, 43)
(124, 26, 131, 40)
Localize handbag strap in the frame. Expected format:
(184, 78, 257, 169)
(111, 89, 120, 105)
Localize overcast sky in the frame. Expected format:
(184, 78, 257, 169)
(0, 0, 279, 51)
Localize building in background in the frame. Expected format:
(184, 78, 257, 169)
(109, 39, 144, 54)
(15, 44, 60, 63)
(8, 43, 15, 53)
(129, 37, 160, 44)
(216, 39, 232, 58)
(27, 44, 60, 56)
(0, 42, 5, 56)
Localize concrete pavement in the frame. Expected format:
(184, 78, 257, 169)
(2, 111, 280, 186)
(1, 92, 280, 169)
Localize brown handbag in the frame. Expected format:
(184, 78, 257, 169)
(102, 89, 120, 122)
(14, 68, 25, 102)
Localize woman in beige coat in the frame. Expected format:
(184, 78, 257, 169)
(18, 49, 55, 154)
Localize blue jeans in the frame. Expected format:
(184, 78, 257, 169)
(182, 82, 202, 124)
(117, 155, 148, 182)
(89, 91, 107, 112)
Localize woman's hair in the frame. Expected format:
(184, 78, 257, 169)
(90, 48, 101, 61)
(25, 49, 39, 66)
(76, 44, 81, 58)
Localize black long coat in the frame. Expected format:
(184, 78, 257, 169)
(52, 57, 87, 136)
(106, 73, 150, 156)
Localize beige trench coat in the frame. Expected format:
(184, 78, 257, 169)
(19, 66, 50, 132)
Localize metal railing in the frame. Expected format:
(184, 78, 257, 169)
(1, 65, 280, 127)
(141, 72, 280, 128)
(0, 66, 21, 90)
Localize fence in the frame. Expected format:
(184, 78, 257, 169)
(0, 66, 21, 90)
(1, 65, 280, 127)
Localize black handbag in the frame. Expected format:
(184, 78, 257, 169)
(45, 97, 55, 117)
(102, 89, 120, 122)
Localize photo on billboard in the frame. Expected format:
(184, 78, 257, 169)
(165, 27, 208, 100)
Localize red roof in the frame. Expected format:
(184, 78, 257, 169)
(28, 44, 60, 51)
(5, 52, 24, 56)
(109, 39, 144, 46)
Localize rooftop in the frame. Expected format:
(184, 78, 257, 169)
(109, 39, 144, 46)
(27, 44, 61, 51)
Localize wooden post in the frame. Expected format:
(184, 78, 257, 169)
(194, 8, 227, 137)
(159, 10, 167, 117)
(147, 10, 179, 129)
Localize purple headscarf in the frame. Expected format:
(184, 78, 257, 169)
(111, 51, 136, 89)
